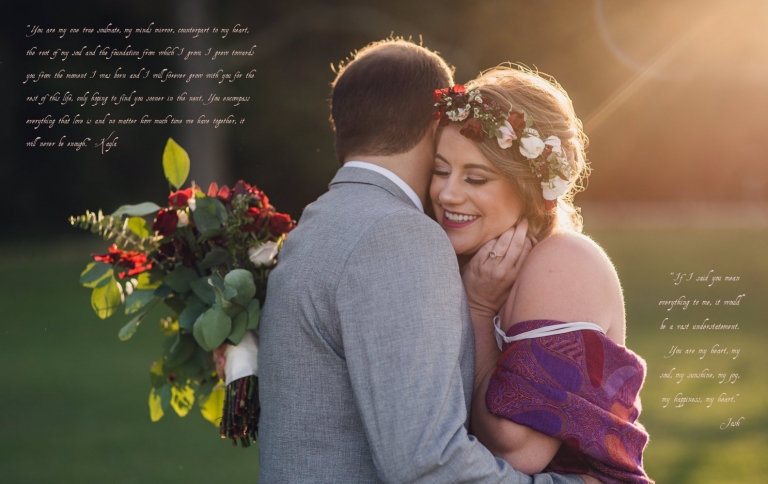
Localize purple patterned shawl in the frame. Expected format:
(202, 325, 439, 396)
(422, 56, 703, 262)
(486, 320, 652, 484)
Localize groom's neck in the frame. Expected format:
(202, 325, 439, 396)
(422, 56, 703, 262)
(344, 137, 434, 208)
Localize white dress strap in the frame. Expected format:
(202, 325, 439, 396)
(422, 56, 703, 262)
(493, 316, 606, 351)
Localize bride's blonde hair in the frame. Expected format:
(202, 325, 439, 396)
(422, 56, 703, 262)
(464, 64, 590, 242)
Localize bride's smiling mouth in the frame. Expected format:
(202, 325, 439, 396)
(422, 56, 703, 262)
(441, 209, 479, 228)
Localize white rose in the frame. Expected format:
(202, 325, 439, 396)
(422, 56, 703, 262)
(541, 176, 570, 200)
(544, 135, 562, 155)
(519, 129, 545, 159)
(496, 121, 517, 149)
(248, 241, 278, 267)
(176, 210, 189, 227)
(187, 196, 196, 211)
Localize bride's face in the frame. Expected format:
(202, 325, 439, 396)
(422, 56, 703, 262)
(430, 125, 524, 257)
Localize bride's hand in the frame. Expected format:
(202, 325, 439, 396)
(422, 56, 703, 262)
(213, 343, 227, 381)
(462, 218, 532, 317)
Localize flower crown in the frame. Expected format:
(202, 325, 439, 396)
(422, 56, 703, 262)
(433, 84, 572, 210)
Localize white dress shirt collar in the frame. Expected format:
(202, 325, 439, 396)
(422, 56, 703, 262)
(343, 161, 424, 213)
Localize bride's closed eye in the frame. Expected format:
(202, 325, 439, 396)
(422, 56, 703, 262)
(431, 167, 489, 186)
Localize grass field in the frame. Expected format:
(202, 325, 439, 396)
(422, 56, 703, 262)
(1, 228, 766, 483)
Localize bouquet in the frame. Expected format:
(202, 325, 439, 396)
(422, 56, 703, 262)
(70, 138, 294, 447)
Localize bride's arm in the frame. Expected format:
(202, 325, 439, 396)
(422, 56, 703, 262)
(470, 230, 626, 476)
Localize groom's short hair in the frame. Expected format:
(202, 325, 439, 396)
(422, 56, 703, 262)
(330, 39, 454, 163)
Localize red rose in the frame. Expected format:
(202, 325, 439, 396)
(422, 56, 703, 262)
(507, 111, 526, 137)
(168, 188, 193, 208)
(153, 209, 179, 236)
(269, 212, 294, 237)
(452, 84, 466, 95)
(242, 206, 261, 232)
(459, 118, 484, 143)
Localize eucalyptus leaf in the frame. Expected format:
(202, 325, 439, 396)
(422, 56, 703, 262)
(246, 299, 261, 330)
(90, 276, 121, 319)
(112, 201, 162, 217)
(163, 295, 187, 315)
(125, 289, 158, 315)
(163, 265, 198, 293)
(164, 333, 196, 368)
(223, 302, 245, 319)
(199, 247, 231, 269)
(196, 306, 232, 350)
(127, 216, 150, 238)
(192, 313, 211, 351)
(212, 285, 233, 309)
(224, 269, 256, 306)
(153, 283, 174, 298)
(192, 196, 228, 233)
(229, 311, 248, 345)
(162, 138, 190, 189)
(80, 261, 113, 288)
(178, 297, 207, 332)
(190, 277, 215, 305)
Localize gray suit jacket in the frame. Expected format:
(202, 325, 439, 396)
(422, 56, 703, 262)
(258, 166, 583, 483)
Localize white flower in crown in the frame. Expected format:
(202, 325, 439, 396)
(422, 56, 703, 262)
(496, 121, 517, 149)
(519, 128, 545, 159)
(448, 105, 470, 122)
(541, 175, 570, 201)
(544, 135, 562, 154)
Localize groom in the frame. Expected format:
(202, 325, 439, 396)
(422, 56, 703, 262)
(258, 39, 583, 483)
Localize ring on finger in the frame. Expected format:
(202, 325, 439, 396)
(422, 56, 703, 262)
(489, 250, 503, 260)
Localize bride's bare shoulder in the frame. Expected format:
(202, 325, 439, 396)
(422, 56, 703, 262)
(507, 230, 626, 342)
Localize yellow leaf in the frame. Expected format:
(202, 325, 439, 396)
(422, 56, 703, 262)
(136, 272, 162, 290)
(170, 384, 195, 417)
(162, 137, 190, 189)
(127, 216, 150, 238)
(90, 277, 121, 319)
(149, 388, 164, 422)
(200, 386, 225, 426)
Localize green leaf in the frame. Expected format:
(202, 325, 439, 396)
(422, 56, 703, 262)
(198, 228, 225, 243)
(164, 333, 196, 368)
(90, 276, 121, 319)
(126, 216, 150, 238)
(153, 283, 174, 298)
(229, 310, 248, 345)
(190, 277, 215, 305)
(149, 359, 167, 388)
(125, 289, 158, 315)
(80, 261, 113, 288)
(194, 306, 232, 350)
(163, 294, 187, 315)
(223, 302, 245, 319)
(192, 313, 211, 351)
(224, 269, 256, 306)
(199, 247, 231, 269)
(199, 386, 224, 425)
(118, 308, 152, 341)
(164, 265, 198, 293)
(112, 202, 162, 217)
(192, 196, 228, 233)
(178, 296, 207, 332)
(162, 138, 190, 189)
(246, 299, 261, 330)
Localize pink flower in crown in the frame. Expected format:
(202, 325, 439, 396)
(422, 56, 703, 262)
(496, 121, 517, 149)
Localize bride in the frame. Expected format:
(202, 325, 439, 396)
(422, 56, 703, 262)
(430, 66, 652, 484)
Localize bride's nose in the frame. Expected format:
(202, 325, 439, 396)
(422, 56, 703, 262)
(438, 175, 465, 205)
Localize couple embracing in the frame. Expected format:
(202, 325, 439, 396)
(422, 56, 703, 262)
(255, 39, 651, 483)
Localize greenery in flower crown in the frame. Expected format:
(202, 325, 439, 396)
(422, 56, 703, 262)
(70, 138, 295, 430)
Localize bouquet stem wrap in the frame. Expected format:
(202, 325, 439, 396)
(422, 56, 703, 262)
(221, 331, 260, 447)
